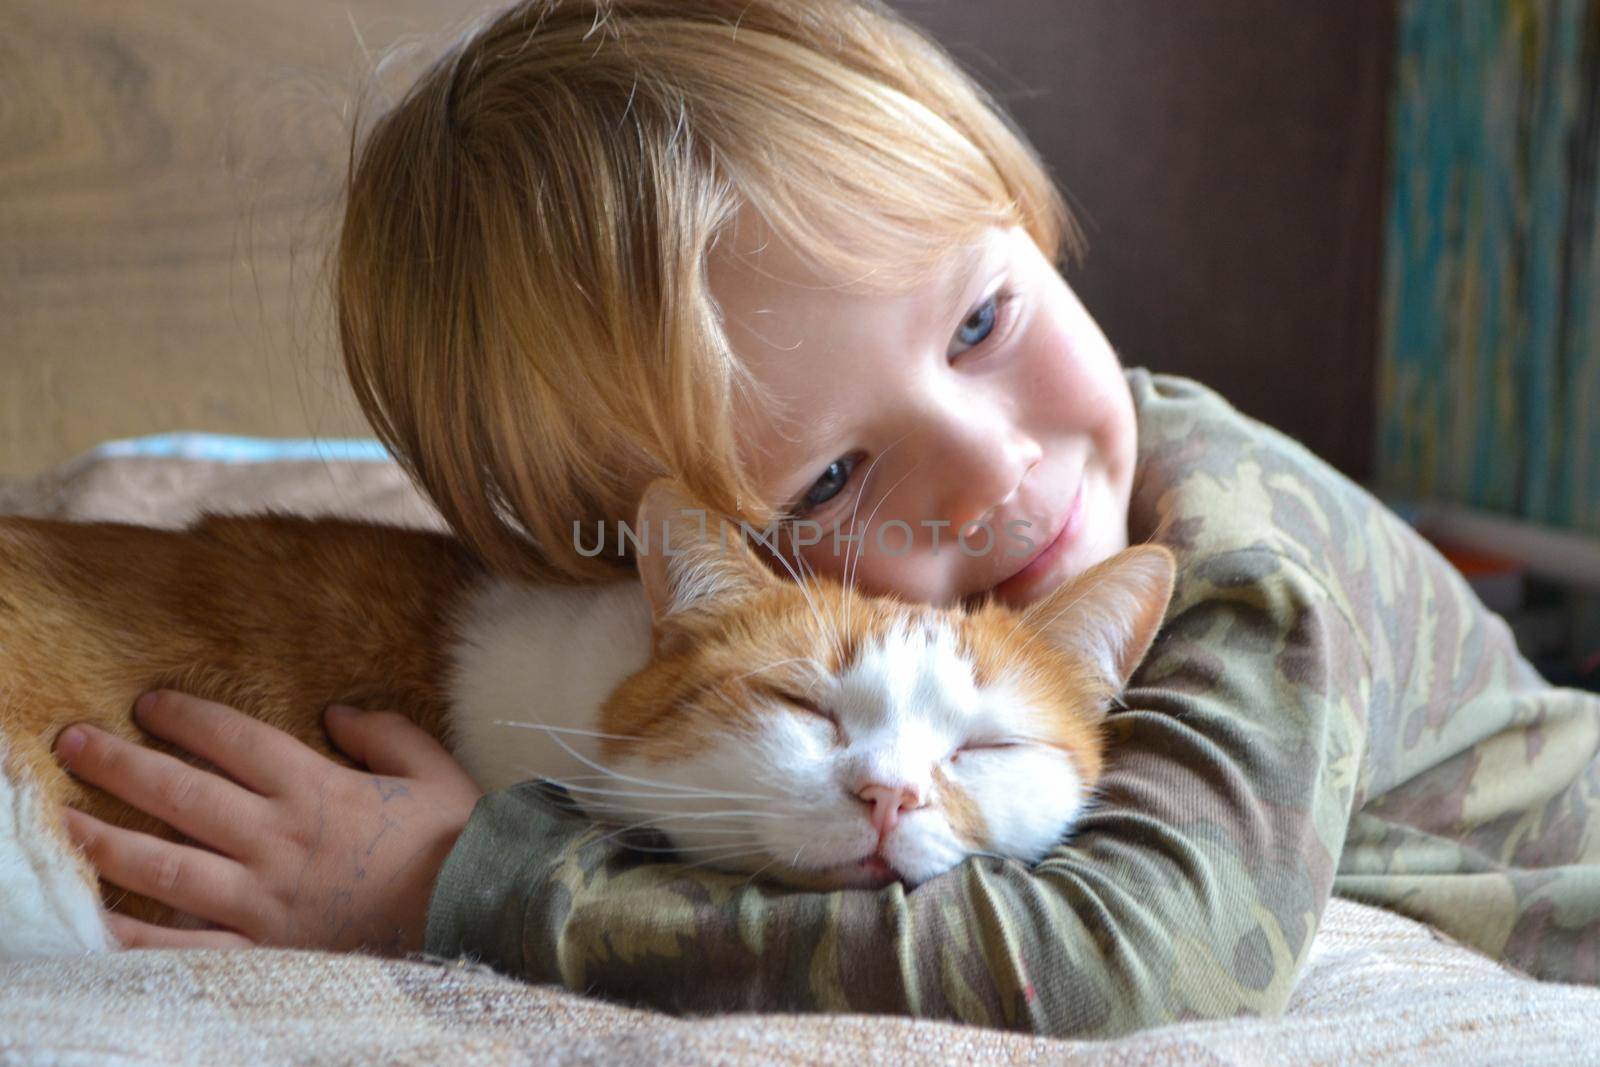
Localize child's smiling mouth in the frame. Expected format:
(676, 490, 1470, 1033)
(995, 480, 1086, 602)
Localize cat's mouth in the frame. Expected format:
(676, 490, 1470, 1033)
(812, 848, 903, 889)
(857, 853, 900, 887)
(766, 848, 907, 890)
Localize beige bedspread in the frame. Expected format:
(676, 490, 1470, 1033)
(3, 443, 1599, 1065)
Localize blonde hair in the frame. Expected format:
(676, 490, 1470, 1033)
(336, 0, 1077, 583)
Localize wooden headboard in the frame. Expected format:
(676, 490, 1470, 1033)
(1, 0, 466, 478)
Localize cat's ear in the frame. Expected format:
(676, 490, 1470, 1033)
(1029, 544, 1176, 691)
(633, 477, 776, 625)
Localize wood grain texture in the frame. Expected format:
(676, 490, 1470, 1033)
(0, 1, 472, 479)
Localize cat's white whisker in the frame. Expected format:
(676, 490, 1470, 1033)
(494, 760, 779, 801)
(602, 823, 762, 842)
(724, 656, 819, 687)
(671, 848, 775, 872)
(757, 526, 831, 640)
(546, 772, 777, 795)
(610, 823, 766, 836)
(593, 825, 765, 851)
(613, 841, 764, 857)
(846, 460, 921, 669)
(537, 728, 779, 801)
(491, 720, 644, 742)
(843, 436, 911, 639)
(550, 784, 784, 803)
(578, 802, 790, 820)
(788, 548, 847, 671)
(739, 854, 783, 886)
(533, 767, 777, 799)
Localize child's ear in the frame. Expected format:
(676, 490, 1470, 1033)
(633, 477, 775, 628)
(1029, 544, 1176, 692)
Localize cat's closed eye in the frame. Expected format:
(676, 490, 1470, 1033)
(952, 738, 1024, 760)
(772, 689, 830, 718)
(778, 691, 842, 736)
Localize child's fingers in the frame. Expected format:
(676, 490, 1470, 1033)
(324, 705, 478, 788)
(61, 807, 274, 941)
(105, 911, 255, 951)
(54, 720, 269, 860)
(131, 690, 326, 798)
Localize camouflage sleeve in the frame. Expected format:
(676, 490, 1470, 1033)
(424, 546, 1370, 1037)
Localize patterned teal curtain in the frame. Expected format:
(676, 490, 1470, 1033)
(1378, 0, 1600, 534)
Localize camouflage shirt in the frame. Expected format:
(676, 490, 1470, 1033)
(424, 370, 1600, 1034)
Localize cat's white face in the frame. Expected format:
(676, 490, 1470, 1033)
(598, 480, 1174, 890)
(602, 610, 1101, 888)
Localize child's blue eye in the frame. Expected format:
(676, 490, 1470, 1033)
(955, 295, 999, 348)
(949, 289, 1016, 358)
(793, 455, 857, 516)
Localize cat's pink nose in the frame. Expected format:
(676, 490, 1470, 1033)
(857, 783, 923, 836)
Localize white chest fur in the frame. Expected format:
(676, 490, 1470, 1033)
(444, 577, 655, 793)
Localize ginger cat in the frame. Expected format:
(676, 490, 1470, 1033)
(0, 478, 1173, 959)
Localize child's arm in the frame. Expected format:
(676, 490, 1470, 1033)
(425, 548, 1369, 1037)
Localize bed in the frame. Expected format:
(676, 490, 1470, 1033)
(3, 440, 1599, 1065)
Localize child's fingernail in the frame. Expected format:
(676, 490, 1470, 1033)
(55, 727, 87, 762)
(134, 691, 161, 720)
(327, 704, 358, 718)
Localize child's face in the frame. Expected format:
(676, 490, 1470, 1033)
(712, 219, 1137, 609)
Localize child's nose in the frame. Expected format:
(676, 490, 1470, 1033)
(908, 391, 1043, 531)
(928, 409, 1041, 531)
(856, 782, 926, 836)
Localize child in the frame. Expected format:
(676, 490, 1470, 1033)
(52, 0, 1600, 1038)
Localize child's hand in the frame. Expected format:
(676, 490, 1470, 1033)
(51, 691, 484, 957)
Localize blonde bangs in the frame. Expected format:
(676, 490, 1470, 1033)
(689, 28, 1074, 291)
